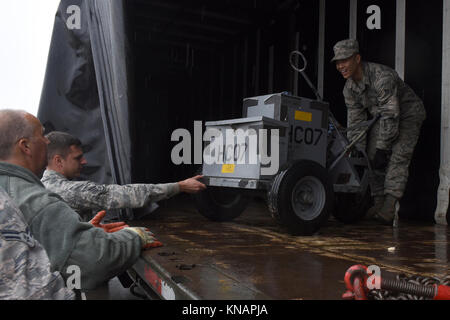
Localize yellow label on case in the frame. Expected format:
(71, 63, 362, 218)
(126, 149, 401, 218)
(295, 111, 313, 122)
(221, 164, 235, 173)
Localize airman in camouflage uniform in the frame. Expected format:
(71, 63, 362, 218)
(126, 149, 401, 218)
(0, 110, 163, 291)
(0, 187, 75, 300)
(332, 39, 426, 225)
(42, 169, 181, 221)
(42, 131, 206, 221)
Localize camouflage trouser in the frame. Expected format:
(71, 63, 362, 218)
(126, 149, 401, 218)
(367, 118, 423, 199)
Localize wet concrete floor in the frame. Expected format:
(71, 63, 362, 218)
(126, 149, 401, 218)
(130, 196, 449, 300)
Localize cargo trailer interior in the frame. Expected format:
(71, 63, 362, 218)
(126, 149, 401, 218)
(126, 0, 320, 182)
(124, 0, 442, 221)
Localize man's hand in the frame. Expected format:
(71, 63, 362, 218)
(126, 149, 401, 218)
(89, 210, 129, 233)
(372, 149, 392, 170)
(125, 227, 163, 249)
(178, 175, 207, 194)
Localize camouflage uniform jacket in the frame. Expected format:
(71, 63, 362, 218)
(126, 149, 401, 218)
(41, 169, 180, 218)
(0, 162, 142, 290)
(0, 187, 75, 300)
(343, 62, 426, 150)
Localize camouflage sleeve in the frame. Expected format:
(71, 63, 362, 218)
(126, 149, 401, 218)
(59, 180, 180, 212)
(29, 198, 142, 290)
(4, 179, 143, 292)
(63, 225, 142, 290)
(343, 86, 367, 150)
(374, 73, 400, 150)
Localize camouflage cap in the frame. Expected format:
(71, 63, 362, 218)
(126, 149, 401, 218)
(331, 39, 359, 62)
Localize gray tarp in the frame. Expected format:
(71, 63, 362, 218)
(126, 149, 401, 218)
(38, 0, 133, 219)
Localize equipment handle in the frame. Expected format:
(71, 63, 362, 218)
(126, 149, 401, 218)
(289, 50, 322, 101)
(289, 50, 308, 73)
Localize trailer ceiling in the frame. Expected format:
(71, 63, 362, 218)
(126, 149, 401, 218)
(130, 0, 300, 51)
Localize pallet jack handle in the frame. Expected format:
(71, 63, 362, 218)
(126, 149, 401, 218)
(290, 50, 323, 102)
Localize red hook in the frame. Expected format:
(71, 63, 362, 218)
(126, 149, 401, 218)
(342, 265, 369, 300)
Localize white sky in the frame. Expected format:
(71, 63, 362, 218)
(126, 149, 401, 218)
(0, 0, 60, 116)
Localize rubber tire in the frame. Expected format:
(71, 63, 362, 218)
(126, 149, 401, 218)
(332, 189, 372, 224)
(268, 160, 334, 235)
(193, 186, 249, 222)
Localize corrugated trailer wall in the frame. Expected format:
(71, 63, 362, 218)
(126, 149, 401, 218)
(403, 1, 442, 220)
(323, 0, 350, 126)
(356, 0, 396, 68)
(127, 0, 321, 184)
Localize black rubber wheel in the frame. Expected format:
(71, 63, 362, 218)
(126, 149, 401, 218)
(332, 189, 372, 224)
(268, 160, 334, 235)
(193, 186, 249, 222)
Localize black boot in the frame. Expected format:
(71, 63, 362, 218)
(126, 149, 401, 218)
(365, 196, 384, 220)
(374, 194, 397, 225)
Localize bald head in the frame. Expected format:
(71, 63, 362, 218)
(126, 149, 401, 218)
(0, 110, 49, 177)
(0, 110, 35, 160)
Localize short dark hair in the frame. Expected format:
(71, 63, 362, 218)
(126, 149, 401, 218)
(46, 131, 83, 161)
(0, 110, 35, 160)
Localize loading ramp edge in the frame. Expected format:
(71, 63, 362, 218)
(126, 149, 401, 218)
(128, 256, 201, 300)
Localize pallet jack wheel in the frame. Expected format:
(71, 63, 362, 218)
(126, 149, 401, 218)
(268, 160, 334, 235)
(332, 189, 372, 224)
(193, 186, 249, 222)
